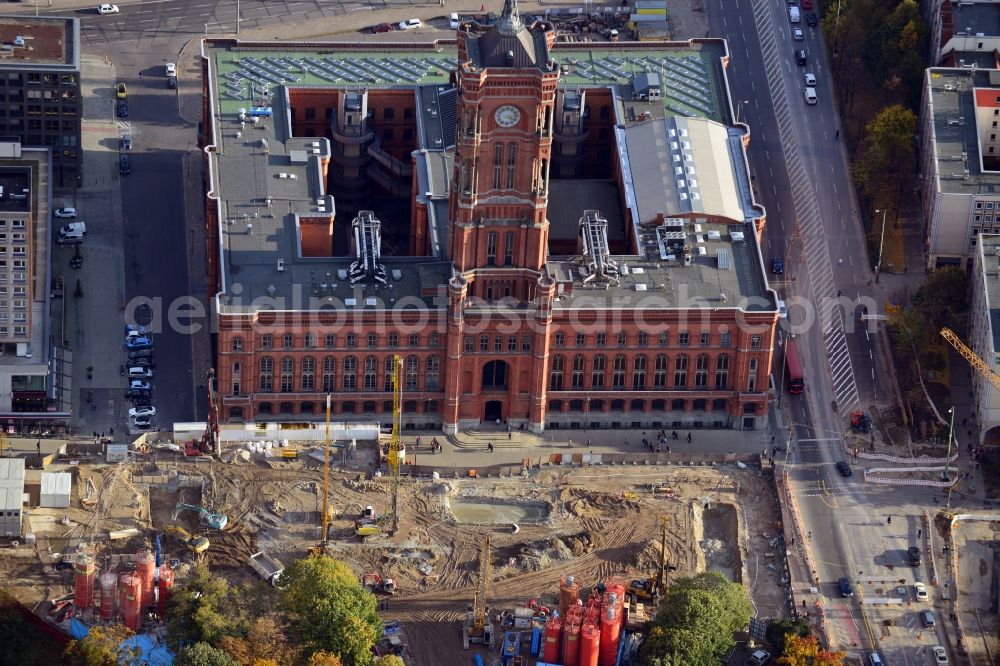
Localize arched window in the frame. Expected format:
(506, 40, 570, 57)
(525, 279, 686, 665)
(695, 354, 709, 388)
(341, 401, 356, 413)
(232, 362, 241, 397)
(550, 355, 565, 391)
(258, 356, 273, 392)
(300, 356, 315, 392)
(671, 398, 685, 410)
(506, 143, 517, 188)
(548, 399, 563, 412)
(426, 400, 439, 413)
(630, 399, 644, 411)
(673, 355, 688, 388)
(632, 354, 647, 390)
(300, 402, 315, 414)
(363, 401, 378, 413)
(569, 399, 584, 411)
(612, 354, 626, 388)
(715, 354, 730, 389)
(228, 407, 244, 421)
(231, 336, 243, 352)
(384, 356, 396, 392)
(343, 356, 357, 390)
(363, 356, 378, 390)
(747, 358, 759, 392)
(712, 398, 728, 411)
(280, 357, 294, 392)
(611, 399, 625, 411)
(406, 355, 418, 390)
(322, 357, 335, 392)
(693, 398, 707, 411)
(279, 401, 294, 414)
(651, 399, 665, 411)
(591, 354, 606, 388)
(571, 355, 585, 388)
(591, 399, 604, 411)
(403, 400, 418, 413)
(653, 354, 668, 388)
(257, 402, 272, 416)
(425, 356, 441, 390)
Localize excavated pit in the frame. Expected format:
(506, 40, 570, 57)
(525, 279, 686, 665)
(448, 499, 550, 524)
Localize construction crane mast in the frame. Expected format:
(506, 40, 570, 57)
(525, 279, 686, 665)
(203, 368, 221, 456)
(389, 354, 402, 534)
(464, 535, 494, 648)
(940, 327, 1000, 391)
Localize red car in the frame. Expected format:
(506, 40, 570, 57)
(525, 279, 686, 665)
(801, 0, 812, 9)
(370, 22, 394, 34)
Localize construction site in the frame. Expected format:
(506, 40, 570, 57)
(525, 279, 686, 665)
(0, 362, 789, 664)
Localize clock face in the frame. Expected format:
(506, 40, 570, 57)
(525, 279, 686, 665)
(494, 105, 521, 128)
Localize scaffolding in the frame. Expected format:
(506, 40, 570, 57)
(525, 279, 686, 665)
(574, 209, 619, 285)
(348, 210, 388, 286)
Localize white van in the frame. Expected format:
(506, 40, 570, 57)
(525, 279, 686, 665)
(789, 6, 800, 23)
(56, 221, 87, 244)
(804, 87, 817, 105)
(128, 366, 154, 379)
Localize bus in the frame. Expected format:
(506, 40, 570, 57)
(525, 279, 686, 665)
(784, 338, 804, 395)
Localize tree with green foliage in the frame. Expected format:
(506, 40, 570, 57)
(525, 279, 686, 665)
(174, 642, 239, 666)
(914, 267, 969, 334)
(373, 657, 405, 666)
(638, 572, 752, 666)
(63, 624, 137, 666)
(165, 564, 250, 648)
(766, 618, 813, 656)
(853, 104, 917, 204)
(218, 616, 300, 666)
(279, 554, 381, 665)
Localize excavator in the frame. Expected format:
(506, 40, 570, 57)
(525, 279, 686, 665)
(163, 525, 210, 554)
(361, 572, 397, 595)
(175, 503, 228, 530)
(628, 516, 675, 602)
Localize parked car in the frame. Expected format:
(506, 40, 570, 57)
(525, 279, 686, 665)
(132, 416, 153, 429)
(777, 299, 788, 319)
(128, 366, 154, 380)
(116, 82, 127, 99)
(120, 133, 132, 151)
(771, 256, 784, 274)
(806, 11, 818, 26)
(932, 646, 949, 664)
(835, 461, 852, 477)
(97, 3, 119, 14)
(398, 18, 422, 30)
(920, 610, 935, 627)
(370, 22, 394, 34)
(908, 545, 922, 567)
(53, 207, 77, 218)
(131, 395, 152, 408)
(129, 406, 157, 418)
(913, 581, 928, 601)
(449, 12, 460, 29)
(117, 100, 128, 118)
(129, 357, 155, 369)
(167, 75, 177, 89)
(119, 154, 131, 176)
(838, 577, 853, 598)
(124, 336, 152, 350)
(124, 323, 151, 337)
(165, 62, 176, 76)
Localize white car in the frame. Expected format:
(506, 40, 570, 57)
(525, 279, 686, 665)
(132, 416, 153, 429)
(53, 207, 77, 218)
(398, 18, 422, 30)
(129, 406, 156, 418)
(792, 28, 804, 40)
(449, 12, 460, 29)
(804, 72, 817, 86)
(165, 62, 176, 77)
(932, 646, 949, 665)
(97, 4, 120, 14)
(914, 581, 928, 601)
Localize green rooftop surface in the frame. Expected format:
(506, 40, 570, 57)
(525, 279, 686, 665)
(211, 44, 724, 122)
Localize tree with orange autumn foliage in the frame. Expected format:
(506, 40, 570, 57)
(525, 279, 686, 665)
(778, 634, 846, 666)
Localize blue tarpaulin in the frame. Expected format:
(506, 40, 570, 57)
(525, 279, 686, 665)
(68, 618, 90, 640)
(119, 634, 174, 665)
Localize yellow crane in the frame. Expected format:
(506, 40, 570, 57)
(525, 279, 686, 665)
(318, 394, 333, 550)
(465, 535, 494, 649)
(389, 354, 402, 534)
(940, 327, 1000, 391)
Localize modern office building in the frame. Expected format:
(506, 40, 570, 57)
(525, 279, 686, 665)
(0, 457, 24, 538)
(0, 16, 81, 187)
(969, 233, 1000, 444)
(920, 67, 1000, 270)
(200, 0, 779, 434)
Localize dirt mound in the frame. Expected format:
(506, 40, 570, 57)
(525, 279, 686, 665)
(496, 531, 597, 573)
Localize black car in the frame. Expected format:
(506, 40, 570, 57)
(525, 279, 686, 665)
(117, 100, 128, 117)
(131, 396, 152, 408)
(119, 154, 131, 176)
(835, 461, 852, 477)
(167, 75, 177, 89)
(806, 11, 818, 26)
(908, 546, 921, 566)
(772, 256, 784, 275)
(795, 49, 807, 66)
(839, 577, 854, 598)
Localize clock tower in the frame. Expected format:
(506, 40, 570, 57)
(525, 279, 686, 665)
(450, 0, 559, 291)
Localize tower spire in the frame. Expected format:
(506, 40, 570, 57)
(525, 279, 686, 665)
(497, 0, 523, 35)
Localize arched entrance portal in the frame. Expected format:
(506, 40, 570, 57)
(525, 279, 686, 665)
(484, 400, 503, 422)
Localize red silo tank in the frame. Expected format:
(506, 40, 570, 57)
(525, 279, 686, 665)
(157, 564, 175, 615)
(119, 573, 143, 632)
(543, 617, 562, 663)
(580, 623, 600, 666)
(74, 553, 96, 613)
(559, 574, 580, 617)
(562, 621, 581, 666)
(98, 571, 117, 621)
(598, 606, 622, 666)
(135, 550, 156, 607)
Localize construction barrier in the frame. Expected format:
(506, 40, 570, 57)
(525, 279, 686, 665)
(853, 451, 958, 465)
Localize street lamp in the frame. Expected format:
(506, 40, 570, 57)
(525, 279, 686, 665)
(945, 406, 956, 508)
(735, 99, 749, 125)
(777, 333, 793, 407)
(873, 208, 888, 283)
(236, 0, 241, 34)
